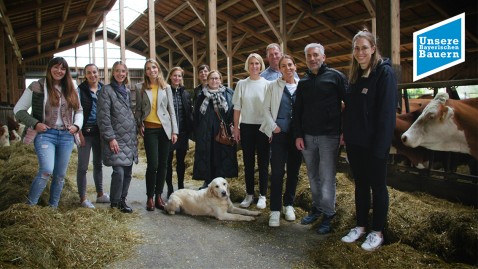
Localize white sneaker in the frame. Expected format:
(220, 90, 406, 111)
(282, 206, 296, 221)
(240, 195, 254, 208)
(361, 232, 383, 251)
(256, 195, 266, 209)
(341, 227, 365, 243)
(81, 200, 95, 209)
(269, 211, 280, 227)
(96, 193, 111, 203)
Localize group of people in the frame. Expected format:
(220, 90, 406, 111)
(13, 28, 397, 251)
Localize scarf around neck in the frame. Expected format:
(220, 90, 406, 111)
(111, 79, 128, 100)
(199, 85, 228, 115)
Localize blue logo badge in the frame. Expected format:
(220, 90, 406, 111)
(413, 13, 465, 81)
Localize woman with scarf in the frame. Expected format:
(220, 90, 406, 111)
(193, 70, 238, 189)
(97, 61, 138, 213)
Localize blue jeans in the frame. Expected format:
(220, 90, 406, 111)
(28, 129, 74, 207)
(269, 132, 302, 211)
(76, 133, 104, 199)
(301, 134, 340, 216)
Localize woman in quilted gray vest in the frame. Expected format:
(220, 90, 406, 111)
(97, 61, 138, 213)
(14, 57, 83, 208)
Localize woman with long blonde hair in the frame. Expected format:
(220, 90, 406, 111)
(135, 59, 178, 211)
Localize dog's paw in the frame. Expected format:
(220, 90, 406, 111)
(250, 210, 261, 216)
(166, 210, 176, 215)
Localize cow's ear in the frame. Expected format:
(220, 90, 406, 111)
(440, 106, 453, 121)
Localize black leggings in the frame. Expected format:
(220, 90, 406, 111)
(346, 144, 389, 232)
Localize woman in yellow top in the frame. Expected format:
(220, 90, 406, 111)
(135, 59, 178, 211)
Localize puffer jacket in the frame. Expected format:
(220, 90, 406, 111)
(97, 82, 138, 166)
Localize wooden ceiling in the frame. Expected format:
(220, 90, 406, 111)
(0, 0, 116, 63)
(1, 0, 477, 84)
(123, 0, 478, 82)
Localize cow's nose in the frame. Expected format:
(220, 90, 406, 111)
(401, 135, 407, 143)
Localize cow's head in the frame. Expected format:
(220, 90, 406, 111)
(0, 125, 10, 147)
(401, 92, 463, 151)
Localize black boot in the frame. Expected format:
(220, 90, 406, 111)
(167, 189, 173, 199)
(119, 197, 133, 213)
(316, 214, 335, 234)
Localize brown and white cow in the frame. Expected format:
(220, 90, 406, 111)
(392, 106, 430, 168)
(401, 92, 478, 160)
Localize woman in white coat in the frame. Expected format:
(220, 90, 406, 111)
(260, 55, 302, 227)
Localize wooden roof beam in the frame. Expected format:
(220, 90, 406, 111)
(6, 0, 70, 16)
(36, 3, 41, 55)
(428, 1, 478, 44)
(252, 0, 282, 41)
(73, 0, 98, 44)
(56, 0, 72, 49)
(164, 1, 189, 21)
(15, 9, 105, 35)
(0, 0, 22, 63)
(362, 0, 376, 18)
(157, 20, 193, 64)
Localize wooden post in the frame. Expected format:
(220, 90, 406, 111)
(148, 0, 156, 59)
(91, 31, 96, 64)
(207, 0, 218, 70)
(280, 0, 287, 53)
(391, 0, 401, 82)
(119, 0, 126, 63)
(103, 12, 109, 84)
(0, 29, 7, 104)
(226, 21, 232, 87)
(193, 37, 198, 87)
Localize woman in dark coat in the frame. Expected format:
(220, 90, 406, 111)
(193, 70, 238, 189)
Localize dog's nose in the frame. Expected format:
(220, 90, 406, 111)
(221, 191, 227, 197)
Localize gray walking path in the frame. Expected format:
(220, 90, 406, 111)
(87, 162, 319, 269)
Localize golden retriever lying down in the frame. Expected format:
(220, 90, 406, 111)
(165, 177, 261, 221)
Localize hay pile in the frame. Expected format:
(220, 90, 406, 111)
(308, 174, 477, 268)
(0, 204, 140, 268)
(184, 141, 477, 268)
(0, 143, 141, 268)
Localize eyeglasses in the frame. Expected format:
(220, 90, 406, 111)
(353, 46, 371, 52)
(209, 77, 220, 81)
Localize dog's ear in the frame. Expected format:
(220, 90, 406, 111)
(207, 184, 215, 198)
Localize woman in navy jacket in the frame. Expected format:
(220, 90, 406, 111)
(341, 29, 397, 251)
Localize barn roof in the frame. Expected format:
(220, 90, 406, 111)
(1, 0, 477, 83)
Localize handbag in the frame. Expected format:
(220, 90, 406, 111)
(214, 110, 235, 146)
(23, 127, 37, 144)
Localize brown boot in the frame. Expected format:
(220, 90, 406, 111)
(146, 197, 155, 211)
(155, 195, 165, 210)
